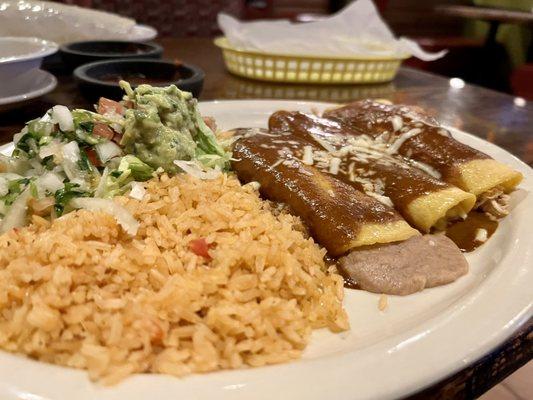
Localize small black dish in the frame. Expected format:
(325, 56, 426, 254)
(60, 40, 163, 70)
(74, 59, 204, 100)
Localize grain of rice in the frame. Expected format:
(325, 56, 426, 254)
(378, 294, 388, 311)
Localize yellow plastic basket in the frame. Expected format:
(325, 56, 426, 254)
(214, 37, 409, 85)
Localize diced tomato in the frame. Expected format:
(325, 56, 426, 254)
(93, 123, 115, 140)
(97, 97, 124, 116)
(202, 116, 217, 132)
(188, 238, 212, 259)
(123, 100, 134, 109)
(85, 148, 101, 167)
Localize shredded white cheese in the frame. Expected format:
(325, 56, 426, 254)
(409, 159, 441, 179)
(367, 192, 394, 207)
(329, 157, 341, 175)
(245, 181, 261, 191)
(391, 115, 403, 132)
(311, 134, 337, 153)
(270, 159, 283, 169)
(489, 198, 509, 217)
(302, 146, 314, 165)
(387, 128, 422, 155)
(475, 228, 488, 243)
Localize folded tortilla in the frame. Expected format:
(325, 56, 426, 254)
(322, 100, 523, 198)
(232, 131, 418, 256)
(269, 111, 476, 232)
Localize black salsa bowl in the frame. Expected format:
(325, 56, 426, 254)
(74, 59, 205, 100)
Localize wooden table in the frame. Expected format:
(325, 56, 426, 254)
(0, 38, 532, 398)
(436, 5, 533, 25)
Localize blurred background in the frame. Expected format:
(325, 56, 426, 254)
(57, 0, 533, 99)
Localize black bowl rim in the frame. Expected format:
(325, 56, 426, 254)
(73, 58, 205, 89)
(60, 40, 163, 59)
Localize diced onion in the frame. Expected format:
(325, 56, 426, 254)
(70, 198, 139, 236)
(0, 189, 30, 234)
(37, 172, 64, 194)
(95, 141, 122, 164)
(39, 112, 53, 123)
(13, 127, 27, 145)
(62, 141, 80, 163)
(0, 179, 9, 197)
(51, 105, 74, 132)
(174, 160, 221, 180)
(39, 140, 62, 160)
(61, 142, 85, 183)
(129, 182, 146, 200)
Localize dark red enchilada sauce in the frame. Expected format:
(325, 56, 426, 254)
(445, 212, 498, 252)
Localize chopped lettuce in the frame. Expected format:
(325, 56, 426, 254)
(118, 155, 153, 181)
(94, 156, 153, 199)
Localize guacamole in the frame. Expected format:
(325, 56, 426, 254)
(120, 82, 229, 173)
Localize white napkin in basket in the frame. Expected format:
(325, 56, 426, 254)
(218, 0, 445, 61)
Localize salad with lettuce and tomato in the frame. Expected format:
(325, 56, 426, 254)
(0, 81, 231, 234)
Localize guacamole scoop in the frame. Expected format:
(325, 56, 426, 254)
(120, 82, 229, 173)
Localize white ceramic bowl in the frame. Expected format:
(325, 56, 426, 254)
(0, 37, 58, 83)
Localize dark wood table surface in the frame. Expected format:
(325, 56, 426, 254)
(1, 37, 532, 398)
(435, 5, 533, 25)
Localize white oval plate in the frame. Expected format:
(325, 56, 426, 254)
(0, 37, 58, 64)
(0, 69, 57, 111)
(0, 100, 531, 400)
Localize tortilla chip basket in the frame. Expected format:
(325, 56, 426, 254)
(214, 37, 409, 84)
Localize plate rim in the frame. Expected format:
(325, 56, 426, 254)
(0, 69, 57, 106)
(0, 37, 58, 65)
(0, 99, 531, 400)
